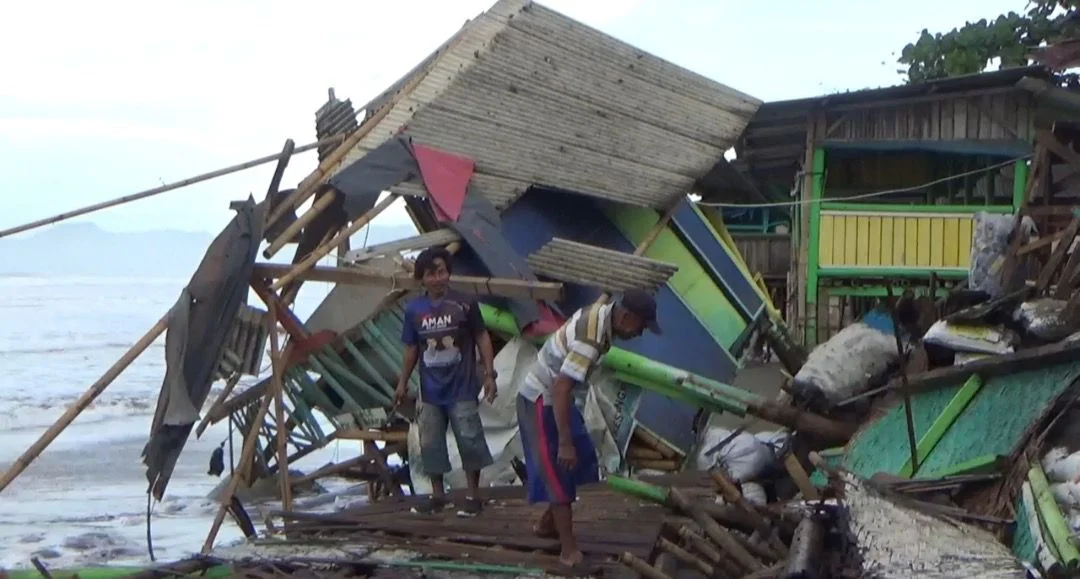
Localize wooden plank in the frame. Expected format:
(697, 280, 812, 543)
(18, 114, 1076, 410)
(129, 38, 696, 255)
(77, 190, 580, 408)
(1017, 228, 1067, 257)
(893, 339, 1080, 394)
(251, 263, 563, 301)
(1036, 218, 1080, 294)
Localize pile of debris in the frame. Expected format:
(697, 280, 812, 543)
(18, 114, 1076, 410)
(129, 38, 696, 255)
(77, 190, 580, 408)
(769, 209, 1080, 578)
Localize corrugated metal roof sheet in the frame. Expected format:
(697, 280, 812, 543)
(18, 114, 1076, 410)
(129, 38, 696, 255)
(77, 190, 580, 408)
(526, 237, 677, 292)
(329, 0, 761, 210)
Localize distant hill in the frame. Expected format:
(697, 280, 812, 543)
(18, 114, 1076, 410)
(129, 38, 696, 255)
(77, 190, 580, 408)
(0, 221, 418, 278)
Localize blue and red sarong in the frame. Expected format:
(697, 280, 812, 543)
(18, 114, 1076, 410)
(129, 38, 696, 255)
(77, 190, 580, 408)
(516, 393, 599, 504)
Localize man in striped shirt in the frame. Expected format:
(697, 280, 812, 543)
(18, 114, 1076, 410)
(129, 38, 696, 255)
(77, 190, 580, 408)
(516, 289, 661, 569)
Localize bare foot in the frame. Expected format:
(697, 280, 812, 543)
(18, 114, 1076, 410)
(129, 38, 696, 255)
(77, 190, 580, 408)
(533, 511, 557, 538)
(559, 550, 584, 568)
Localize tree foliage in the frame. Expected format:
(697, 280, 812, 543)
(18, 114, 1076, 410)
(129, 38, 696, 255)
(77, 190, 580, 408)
(897, 0, 1080, 84)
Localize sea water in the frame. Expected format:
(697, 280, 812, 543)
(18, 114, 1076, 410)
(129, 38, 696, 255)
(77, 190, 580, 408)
(0, 276, 356, 569)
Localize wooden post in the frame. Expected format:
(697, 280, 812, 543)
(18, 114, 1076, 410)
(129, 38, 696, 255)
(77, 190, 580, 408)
(201, 390, 273, 553)
(0, 138, 338, 240)
(270, 194, 398, 292)
(268, 303, 292, 511)
(885, 283, 920, 475)
(0, 317, 168, 493)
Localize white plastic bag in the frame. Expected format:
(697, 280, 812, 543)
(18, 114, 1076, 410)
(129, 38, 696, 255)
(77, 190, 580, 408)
(969, 212, 1037, 298)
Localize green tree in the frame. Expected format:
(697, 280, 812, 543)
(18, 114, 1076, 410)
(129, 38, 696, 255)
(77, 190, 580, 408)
(897, 0, 1080, 84)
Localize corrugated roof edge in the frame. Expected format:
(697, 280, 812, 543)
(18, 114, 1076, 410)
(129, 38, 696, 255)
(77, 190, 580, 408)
(756, 65, 1051, 117)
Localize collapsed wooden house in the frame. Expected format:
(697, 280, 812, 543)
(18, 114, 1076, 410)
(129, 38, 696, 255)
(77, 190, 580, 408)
(192, 0, 817, 488)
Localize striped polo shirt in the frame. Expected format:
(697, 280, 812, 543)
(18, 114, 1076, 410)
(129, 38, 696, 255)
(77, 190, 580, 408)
(520, 303, 613, 404)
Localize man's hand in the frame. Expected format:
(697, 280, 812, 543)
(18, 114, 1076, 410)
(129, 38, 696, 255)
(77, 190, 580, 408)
(557, 441, 578, 472)
(394, 381, 410, 407)
(482, 376, 498, 404)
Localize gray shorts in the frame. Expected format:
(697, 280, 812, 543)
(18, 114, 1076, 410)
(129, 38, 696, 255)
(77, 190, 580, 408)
(416, 399, 494, 475)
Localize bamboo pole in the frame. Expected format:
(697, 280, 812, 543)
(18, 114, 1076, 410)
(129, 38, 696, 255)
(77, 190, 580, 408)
(668, 487, 762, 572)
(268, 303, 292, 511)
(0, 317, 168, 493)
(263, 191, 338, 258)
(0, 137, 337, 240)
(677, 527, 742, 578)
(195, 373, 243, 438)
(656, 538, 716, 577)
(618, 553, 674, 579)
(270, 194, 398, 291)
(201, 390, 273, 553)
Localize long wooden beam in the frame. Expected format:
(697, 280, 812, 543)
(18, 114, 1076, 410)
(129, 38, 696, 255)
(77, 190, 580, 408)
(252, 262, 563, 301)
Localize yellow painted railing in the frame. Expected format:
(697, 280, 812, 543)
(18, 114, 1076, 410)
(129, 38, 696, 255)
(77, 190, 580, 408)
(818, 210, 974, 269)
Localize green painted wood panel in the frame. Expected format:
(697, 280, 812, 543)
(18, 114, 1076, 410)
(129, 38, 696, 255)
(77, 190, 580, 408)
(604, 204, 746, 350)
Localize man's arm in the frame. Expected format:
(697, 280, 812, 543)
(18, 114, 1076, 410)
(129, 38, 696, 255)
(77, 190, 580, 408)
(552, 340, 600, 444)
(399, 344, 419, 386)
(468, 302, 496, 377)
(397, 308, 421, 403)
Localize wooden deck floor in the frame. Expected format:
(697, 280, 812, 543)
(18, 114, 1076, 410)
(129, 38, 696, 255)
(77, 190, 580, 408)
(279, 477, 717, 575)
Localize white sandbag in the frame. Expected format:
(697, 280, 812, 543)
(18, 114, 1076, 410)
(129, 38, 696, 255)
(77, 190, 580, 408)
(741, 481, 767, 506)
(923, 320, 1016, 355)
(1043, 446, 1080, 484)
(969, 212, 1037, 298)
(792, 320, 898, 404)
(695, 427, 777, 482)
(1015, 298, 1078, 342)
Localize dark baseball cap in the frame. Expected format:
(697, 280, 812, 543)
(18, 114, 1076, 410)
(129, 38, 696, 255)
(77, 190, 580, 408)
(619, 289, 662, 334)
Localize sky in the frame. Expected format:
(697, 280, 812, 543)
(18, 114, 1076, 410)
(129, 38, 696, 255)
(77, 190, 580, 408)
(0, 0, 1026, 239)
